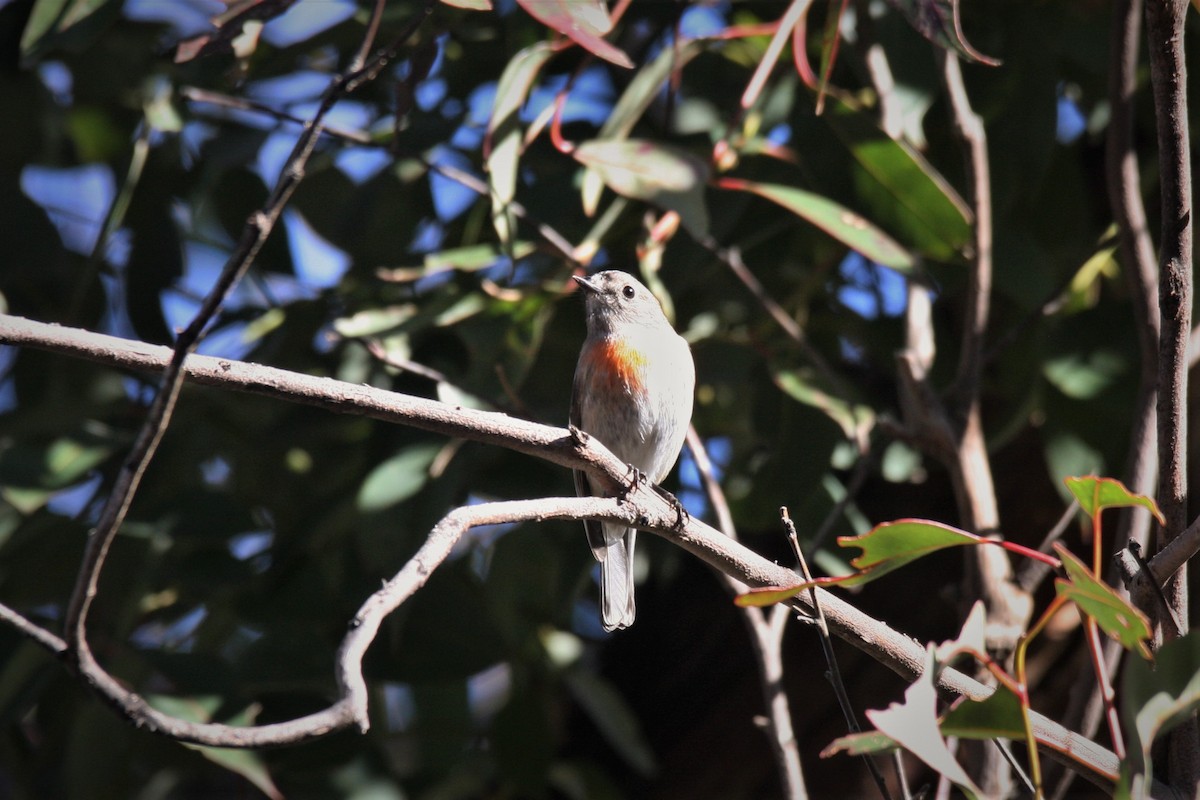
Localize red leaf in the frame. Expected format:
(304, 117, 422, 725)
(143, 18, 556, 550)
(516, 0, 633, 68)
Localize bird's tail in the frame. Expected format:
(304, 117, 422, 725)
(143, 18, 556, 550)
(599, 526, 637, 631)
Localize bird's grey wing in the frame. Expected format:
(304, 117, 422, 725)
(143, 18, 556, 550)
(571, 361, 607, 560)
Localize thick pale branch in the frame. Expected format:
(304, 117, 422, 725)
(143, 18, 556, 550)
(0, 315, 1122, 786)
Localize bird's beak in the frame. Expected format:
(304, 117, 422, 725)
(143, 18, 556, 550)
(573, 274, 600, 294)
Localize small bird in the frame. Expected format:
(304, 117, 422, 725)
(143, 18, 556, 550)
(570, 270, 695, 631)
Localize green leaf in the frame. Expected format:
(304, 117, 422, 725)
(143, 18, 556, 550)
(147, 696, 283, 800)
(716, 178, 916, 272)
(888, 0, 1000, 65)
(1063, 475, 1165, 525)
(1043, 348, 1127, 400)
(440, 0, 491, 8)
(20, 0, 119, 62)
(357, 443, 441, 512)
(821, 100, 971, 261)
(333, 304, 418, 338)
(737, 520, 985, 607)
(1054, 544, 1152, 659)
(579, 39, 704, 215)
(821, 730, 899, 757)
(515, 0, 632, 68)
(940, 686, 1026, 740)
(487, 42, 556, 246)
(1121, 631, 1200, 795)
(574, 139, 710, 236)
(564, 669, 657, 777)
(771, 364, 873, 442)
(865, 647, 982, 799)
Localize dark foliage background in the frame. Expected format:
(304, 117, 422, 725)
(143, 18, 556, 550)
(0, 0, 1188, 797)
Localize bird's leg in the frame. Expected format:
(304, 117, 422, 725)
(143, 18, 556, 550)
(617, 464, 646, 501)
(568, 423, 589, 444)
(652, 484, 689, 530)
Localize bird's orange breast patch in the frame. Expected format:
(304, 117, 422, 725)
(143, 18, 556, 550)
(583, 338, 649, 394)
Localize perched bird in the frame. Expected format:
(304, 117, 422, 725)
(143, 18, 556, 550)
(570, 270, 695, 631)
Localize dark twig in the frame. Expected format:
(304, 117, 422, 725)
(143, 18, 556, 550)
(782, 507, 895, 800)
(1015, 499, 1079, 594)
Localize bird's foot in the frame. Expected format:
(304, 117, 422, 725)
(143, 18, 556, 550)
(652, 484, 690, 530)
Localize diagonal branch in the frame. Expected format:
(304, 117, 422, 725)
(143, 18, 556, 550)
(0, 315, 1125, 788)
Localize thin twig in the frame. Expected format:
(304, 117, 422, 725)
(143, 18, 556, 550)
(781, 507, 894, 800)
(1015, 499, 1078, 594)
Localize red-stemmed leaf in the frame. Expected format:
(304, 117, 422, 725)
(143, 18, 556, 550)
(1064, 475, 1165, 525)
(1054, 544, 1152, 660)
(515, 0, 633, 68)
(885, 0, 1000, 65)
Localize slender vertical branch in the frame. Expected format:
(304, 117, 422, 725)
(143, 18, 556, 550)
(1145, 0, 1197, 788)
(935, 48, 1026, 799)
(1107, 0, 1160, 551)
(1145, 0, 1192, 635)
(685, 427, 809, 799)
(1050, 3, 1159, 793)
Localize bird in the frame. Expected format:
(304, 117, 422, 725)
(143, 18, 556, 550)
(570, 270, 695, 631)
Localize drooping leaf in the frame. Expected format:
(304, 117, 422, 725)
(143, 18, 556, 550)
(821, 730, 899, 757)
(357, 442, 442, 512)
(1063, 476, 1165, 525)
(19, 0, 121, 63)
(564, 669, 657, 777)
(1054, 544, 1152, 659)
(771, 364, 873, 442)
(147, 696, 283, 800)
(737, 520, 987, 607)
(939, 686, 1026, 740)
(885, 0, 1000, 65)
(716, 178, 916, 272)
(737, 518, 1057, 607)
(574, 139, 710, 236)
(1044, 349, 1128, 400)
(486, 42, 556, 246)
(1057, 243, 1118, 315)
(441, 0, 491, 9)
(821, 100, 971, 261)
(579, 39, 705, 214)
(934, 600, 988, 664)
(865, 647, 982, 799)
(1121, 631, 1200, 795)
(515, 0, 633, 68)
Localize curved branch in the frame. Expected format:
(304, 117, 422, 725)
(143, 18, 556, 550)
(0, 315, 1121, 786)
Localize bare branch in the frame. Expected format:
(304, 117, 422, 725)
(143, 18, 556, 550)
(0, 315, 1122, 787)
(1145, 0, 1197, 785)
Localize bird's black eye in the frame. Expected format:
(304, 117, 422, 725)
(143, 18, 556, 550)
(622, 284, 636, 299)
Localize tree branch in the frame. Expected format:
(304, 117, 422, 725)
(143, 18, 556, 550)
(1145, 0, 1197, 786)
(0, 314, 1122, 787)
